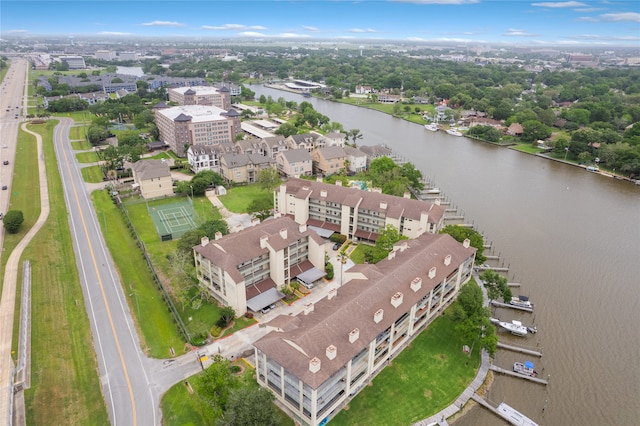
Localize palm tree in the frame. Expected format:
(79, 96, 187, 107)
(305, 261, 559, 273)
(347, 129, 363, 148)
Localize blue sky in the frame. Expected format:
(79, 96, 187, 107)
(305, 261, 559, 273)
(1, 0, 639, 47)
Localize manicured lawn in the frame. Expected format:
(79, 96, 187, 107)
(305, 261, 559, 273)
(330, 312, 480, 426)
(80, 165, 104, 183)
(218, 184, 273, 213)
(75, 151, 99, 163)
(348, 244, 369, 264)
(71, 140, 92, 150)
(16, 121, 109, 425)
(93, 190, 186, 357)
(69, 125, 88, 140)
(510, 143, 546, 154)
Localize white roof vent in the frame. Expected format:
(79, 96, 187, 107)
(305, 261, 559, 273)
(328, 288, 337, 300)
(201, 236, 209, 247)
(326, 345, 337, 360)
(444, 254, 452, 266)
(379, 201, 387, 210)
(304, 302, 314, 315)
(320, 190, 327, 197)
(463, 238, 470, 248)
(374, 309, 384, 323)
(428, 266, 437, 279)
(260, 235, 269, 248)
(309, 357, 321, 373)
(411, 277, 422, 292)
(279, 228, 288, 239)
(349, 328, 360, 343)
(391, 292, 403, 308)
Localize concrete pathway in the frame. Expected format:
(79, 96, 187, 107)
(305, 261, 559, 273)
(0, 123, 51, 424)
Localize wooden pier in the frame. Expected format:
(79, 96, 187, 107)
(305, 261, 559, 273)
(507, 282, 521, 287)
(497, 341, 543, 357)
(489, 365, 548, 385)
(471, 394, 539, 426)
(491, 300, 533, 312)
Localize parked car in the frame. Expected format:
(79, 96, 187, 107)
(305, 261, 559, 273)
(261, 304, 275, 314)
(586, 165, 599, 172)
(333, 243, 341, 251)
(3, 161, 8, 165)
(1, 186, 7, 190)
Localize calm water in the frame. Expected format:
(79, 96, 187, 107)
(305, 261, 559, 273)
(116, 66, 144, 77)
(250, 86, 640, 426)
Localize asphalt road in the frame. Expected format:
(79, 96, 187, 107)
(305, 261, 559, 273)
(53, 118, 160, 425)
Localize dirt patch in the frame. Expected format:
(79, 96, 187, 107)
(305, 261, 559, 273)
(424, 389, 433, 399)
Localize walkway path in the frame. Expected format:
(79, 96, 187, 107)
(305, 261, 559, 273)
(0, 123, 51, 424)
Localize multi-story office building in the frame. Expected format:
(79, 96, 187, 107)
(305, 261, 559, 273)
(193, 216, 326, 316)
(274, 178, 445, 243)
(153, 104, 241, 156)
(253, 232, 476, 426)
(168, 85, 231, 110)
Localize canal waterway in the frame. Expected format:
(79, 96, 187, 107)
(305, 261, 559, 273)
(250, 85, 640, 426)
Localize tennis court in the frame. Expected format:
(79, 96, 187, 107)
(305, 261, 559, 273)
(146, 197, 200, 240)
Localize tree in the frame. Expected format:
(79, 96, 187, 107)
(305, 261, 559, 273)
(375, 225, 403, 252)
(439, 224, 486, 263)
(247, 198, 273, 221)
(450, 281, 497, 357)
(256, 168, 281, 194)
(217, 387, 278, 426)
(200, 219, 230, 239)
(399, 162, 424, 191)
(347, 129, 363, 147)
(479, 269, 511, 303)
(196, 355, 238, 418)
(3, 210, 24, 234)
(217, 306, 235, 328)
(521, 120, 551, 143)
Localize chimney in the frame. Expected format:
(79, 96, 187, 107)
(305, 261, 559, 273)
(374, 309, 384, 323)
(320, 190, 327, 197)
(403, 192, 410, 199)
(371, 187, 382, 193)
(274, 211, 282, 218)
(349, 328, 360, 343)
(411, 277, 422, 292)
(335, 180, 343, 186)
(463, 238, 470, 248)
(387, 250, 396, 261)
(200, 236, 209, 247)
(304, 302, 314, 315)
(328, 288, 337, 300)
(299, 223, 307, 233)
(214, 232, 222, 240)
(279, 228, 288, 239)
(379, 201, 387, 210)
(428, 266, 437, 279)
(391, 292, 403, 308)
(251, 218, 260, 226)
(435, 198, 441, 205)
(260, 235, 268, 249)
(444, 254, 452, 266)
(316, 177, 323, 183)
(399, 241, 408, 252)
(326, 345, 337, 360)
(309, 357, 321, 373)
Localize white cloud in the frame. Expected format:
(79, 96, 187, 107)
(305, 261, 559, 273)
(576, 16, 598, 22)
(201, 24, 267, 31)
(237, 31, 267, 37)
(5, 29, 29, 33)
(141, 20, 184, 27)
(394, 0, 479, 4)
(531, 1, 587, 8)
(435, 37, 487, 43)
(504, 28, 538, 37)
(302, 26, 320, 32)
(350, 28, 378, 33)
(278, 33, 312, 38)
(573, 7, 604, 12)
(600, 12, 640, 22)
(99, 31, 133, 36)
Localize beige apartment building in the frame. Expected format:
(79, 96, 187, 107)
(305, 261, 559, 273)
(130, 159, 173, 199)
(193, 216, 326, 316)
(168, 85, 232, 110)
(274, 178, 445, 243)
(153, 104, 241, 156)
(311, 146, 347, 177)
(254, 232, 476, 426)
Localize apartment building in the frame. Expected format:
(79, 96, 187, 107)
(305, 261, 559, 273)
(219, 153, 276, 184)
(253, 232, 476, 426)
(311, 146, 347, 177)
(186, 143, 235, 174)
(153, 104, 241, 156)
(274, 178, 445, 243)
(193, 216, 326, 316)
(130, 159, 173, 199)
(168, 85, 232, 110)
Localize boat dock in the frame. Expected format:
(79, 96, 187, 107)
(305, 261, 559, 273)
(489, 365, 548, 385)
(491, 300, 533, 312)
(471, 394, 539, 426)
(497, 342, 543, 357)
(507, 282, 521, 287)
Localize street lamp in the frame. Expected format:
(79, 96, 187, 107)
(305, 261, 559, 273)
(564, 147, 569, 162)
(190, 184, 194, 200)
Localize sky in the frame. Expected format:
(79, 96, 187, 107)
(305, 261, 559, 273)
(1, 0, 639, 47)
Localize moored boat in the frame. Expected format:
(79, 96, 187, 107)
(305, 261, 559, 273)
(446, 128, 463, 136)
(513, 361, 538, 377)
(424, 123, 439, 131)
(494, 319, 531, 336)
(510, 295, 533, 309)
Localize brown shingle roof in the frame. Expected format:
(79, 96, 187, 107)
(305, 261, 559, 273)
(131, 159, 170, 180)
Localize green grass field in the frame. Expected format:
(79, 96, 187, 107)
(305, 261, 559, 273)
(80, 165, 104, 183)
(15, 121, 109, 425)
(71, 140, 93, 150)
(75, 151, 99, 163)
(218, 184, 273, 213)
(330, 312, 480, 426)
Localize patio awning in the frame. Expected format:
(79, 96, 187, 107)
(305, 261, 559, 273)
(308, 225, 335, 238)
(246, 287, 284, 312)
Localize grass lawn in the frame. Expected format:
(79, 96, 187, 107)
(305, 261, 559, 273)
(80, 165, 104, 183)
(16, 121, 109, 425)
(93, 190, 185, 358)
(510, 143, 546, 154)
(218, 184, 273, 213)
(69, 125, 88, 140)
(71, 140, 92, 150)
(331, 312, 480, 426)
(348, 244, 369, 265)
(75, 151, 99, 163)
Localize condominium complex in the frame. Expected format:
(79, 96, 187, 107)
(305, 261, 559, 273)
(168, 85, 232, 110)
(153, 104, 241, 156)
(253, 232, 476, 426)
(193, 216, 326, 316)
(274, 178, 445, 243)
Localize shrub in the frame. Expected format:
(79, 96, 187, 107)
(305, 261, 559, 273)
(3, 210, 24, 234)
(210, 326, 222, 338)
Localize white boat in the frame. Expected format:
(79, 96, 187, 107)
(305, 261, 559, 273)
(497, 402, 539, 426)
(513, 361, 537, 377)
(496, 319, 531, 336)
(510, 295, 533, 309)
(424, 123, 439, 132)
(446, 128, 463, 137)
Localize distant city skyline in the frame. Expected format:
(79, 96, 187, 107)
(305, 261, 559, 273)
(1, 0, 639, 47)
